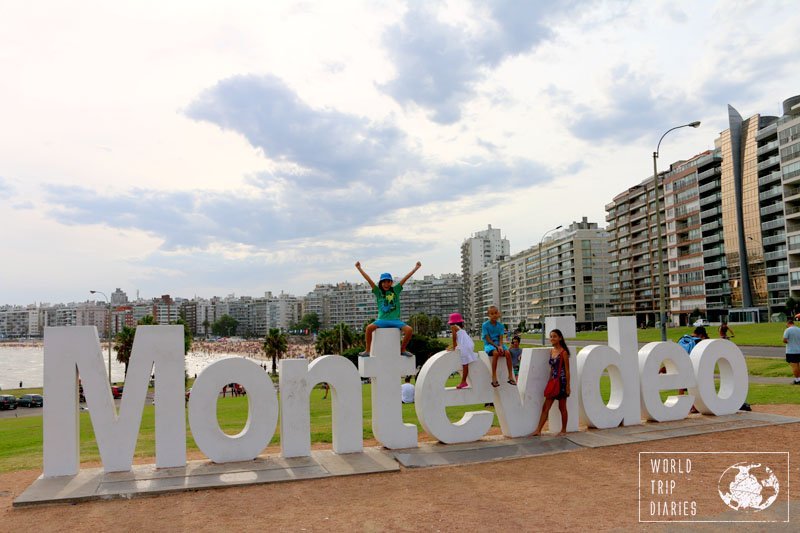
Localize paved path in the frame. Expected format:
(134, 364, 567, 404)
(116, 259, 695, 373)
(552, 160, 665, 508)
(15, 411, 800, 506)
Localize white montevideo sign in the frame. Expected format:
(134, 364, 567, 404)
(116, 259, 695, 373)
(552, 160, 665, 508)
(41, 317, 748, 477)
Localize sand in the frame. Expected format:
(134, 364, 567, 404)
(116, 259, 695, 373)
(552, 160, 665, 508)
(2, 404, 799, 532)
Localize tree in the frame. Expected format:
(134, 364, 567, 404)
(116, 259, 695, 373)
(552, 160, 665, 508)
(517, 319, 527, 333)
(429, 316, 443, 337)
(786, 297, 797, 317)
(263, 328, 288, 375)
(138, 315, 156, 325)
(297, 312, 321, 333)
(211, 314, 238, 337)
(314, 329, 339, 355)
(113, 326, 136, 376)
(176, 317, 193, 354)
(409, 313, 431, 337)
(202, 319, 210, 339)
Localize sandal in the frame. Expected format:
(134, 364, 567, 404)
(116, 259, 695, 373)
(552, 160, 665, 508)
(456, 383, 469, 390)
(507, 380, 517, 386)
(491, 381, 500, 388)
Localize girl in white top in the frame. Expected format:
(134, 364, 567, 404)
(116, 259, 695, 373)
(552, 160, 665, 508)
(448, 312, 477, 389)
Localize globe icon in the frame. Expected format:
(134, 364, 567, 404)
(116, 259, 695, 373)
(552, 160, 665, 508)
(718, 462, 779, 512)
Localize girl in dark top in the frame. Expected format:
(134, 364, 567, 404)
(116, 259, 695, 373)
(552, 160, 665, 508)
(532, 329, 570, 436)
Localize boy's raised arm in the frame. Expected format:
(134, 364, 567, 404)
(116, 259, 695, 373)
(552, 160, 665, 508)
(355, 261, 376, 289)
(399, 261, 422, 286)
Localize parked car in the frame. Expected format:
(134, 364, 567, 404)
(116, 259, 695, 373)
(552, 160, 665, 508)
(693, 319, 710, 327)
(17, 393, 43, 408)
(593, 324, 608, 331)
(0, 394, 18, 410)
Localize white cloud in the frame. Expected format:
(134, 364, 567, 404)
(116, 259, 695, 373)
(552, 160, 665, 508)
(1, 0, 799, 304)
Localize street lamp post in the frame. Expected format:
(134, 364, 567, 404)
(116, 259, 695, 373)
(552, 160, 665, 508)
(90, 290, 113, 385)
(539, 225, 562, 345)
(653, 121, 701, 341)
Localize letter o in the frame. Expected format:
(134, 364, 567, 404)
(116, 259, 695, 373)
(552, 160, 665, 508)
(189, 357, 278, 463)
(689, 339, 748, 415)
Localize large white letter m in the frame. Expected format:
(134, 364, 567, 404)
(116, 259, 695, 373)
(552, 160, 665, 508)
(43, 326, 186, 477)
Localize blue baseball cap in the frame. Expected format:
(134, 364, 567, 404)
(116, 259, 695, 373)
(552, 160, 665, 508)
(379, 273, 393, 282)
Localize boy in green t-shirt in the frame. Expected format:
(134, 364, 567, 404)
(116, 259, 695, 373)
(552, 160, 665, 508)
(356, 260, 421, 357)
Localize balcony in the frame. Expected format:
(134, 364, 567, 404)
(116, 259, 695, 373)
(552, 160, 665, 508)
(703, 247, 723, 258)
(761, 203, 785, 217)
(769, 281, 790, 291)
(761, 217, 786, 232)
(765, 249, 788, 261)
(697, 167, 721, 180)
(759, 187, 783, 202)
(757, 155, 781, 171)
(700, 206, 720, 219)
(701, 220, 721, 232)
(785, 186, 800, 199)
(698, 180, 721, 194)
(699, 193, 722, 207)
(764, 234, 788, 246)
(705, 260, 725, 271)
(705, 274, 727, 283)
(766, 264, 789, 276)
(704, 233, 721, 245)
(757, 139, 780, 156)
(758, 170, 782, 187)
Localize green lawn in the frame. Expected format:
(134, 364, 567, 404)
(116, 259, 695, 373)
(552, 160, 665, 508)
(563, 322, 788, 346)
(0, 377, 497, 473)
(2, 368, 797, 474)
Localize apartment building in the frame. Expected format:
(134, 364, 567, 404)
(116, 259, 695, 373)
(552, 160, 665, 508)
(663, 150, 725, 324)
(460, 225, 510, 328)
(607, 95, 799, 324)
(779, 96, 800, 299)
(304, 274, 464, 331)
(495, 218, 610, 331)
(606, 176, 666, 326)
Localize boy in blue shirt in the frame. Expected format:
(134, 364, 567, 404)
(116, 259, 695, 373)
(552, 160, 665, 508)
(356, 260, 421, 357)
(482, 305, 516, 387)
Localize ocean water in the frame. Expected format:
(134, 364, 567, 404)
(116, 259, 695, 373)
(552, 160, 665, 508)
(0, 345, 262, 390)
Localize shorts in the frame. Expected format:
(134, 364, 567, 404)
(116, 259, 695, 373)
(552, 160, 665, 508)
(787, 353, 800, 364)
(485, 344, 508, 355)
(373, 319, 406, 329)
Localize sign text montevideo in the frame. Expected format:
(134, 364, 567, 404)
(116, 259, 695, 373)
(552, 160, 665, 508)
(42, 317, 748, 477)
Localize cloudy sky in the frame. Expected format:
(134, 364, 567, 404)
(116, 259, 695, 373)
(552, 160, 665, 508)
(2, 1, 799, 305)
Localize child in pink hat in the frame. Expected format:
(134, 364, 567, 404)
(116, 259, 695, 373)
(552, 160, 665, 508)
(448, 312, 477, 389)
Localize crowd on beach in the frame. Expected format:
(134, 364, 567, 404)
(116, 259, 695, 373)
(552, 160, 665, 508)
(191, 339, 315, 360)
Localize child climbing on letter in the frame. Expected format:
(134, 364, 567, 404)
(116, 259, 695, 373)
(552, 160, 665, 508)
(448, 312, 477, 389)
(356, 261, 421, 357)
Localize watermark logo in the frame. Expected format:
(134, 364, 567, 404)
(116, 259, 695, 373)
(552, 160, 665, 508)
(640, 452, 789, 523)
(718, 462, 780, 512)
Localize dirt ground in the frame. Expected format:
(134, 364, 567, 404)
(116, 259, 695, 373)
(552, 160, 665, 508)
(2, 404, 799, 532)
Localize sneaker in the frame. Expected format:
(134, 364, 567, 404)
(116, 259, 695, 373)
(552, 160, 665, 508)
(358, 351, 370, 357)
(794, 379, 800, 385)
(401, 351, 415, 357)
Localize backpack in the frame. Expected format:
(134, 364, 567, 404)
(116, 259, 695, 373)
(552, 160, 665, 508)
(677, 335, 700, 354)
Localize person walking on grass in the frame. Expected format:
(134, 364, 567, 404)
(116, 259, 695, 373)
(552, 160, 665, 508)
(356, 261, 421, 357)
(448, 312, 477, 389)
(532, 329, 570, 436)
(482, 305, 516, 388)
(718, 321, 734, 340)
(783, 318, 800, 385)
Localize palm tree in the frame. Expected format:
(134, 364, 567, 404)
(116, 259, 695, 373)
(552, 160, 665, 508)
(114, 326, 136, 376)
(263, 328, 288, 375)
(314, 329, 338, 355)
